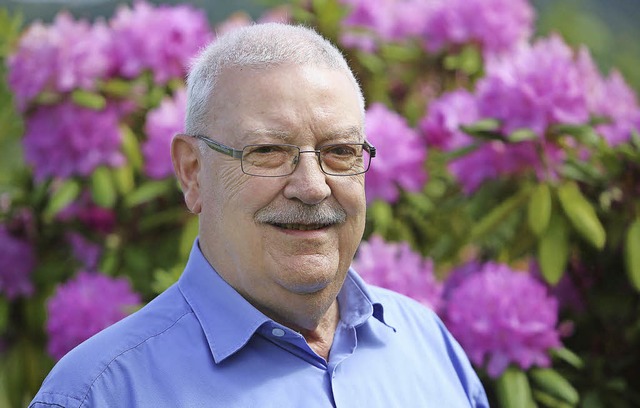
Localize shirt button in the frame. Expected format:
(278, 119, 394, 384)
(272, 328, 286, 337)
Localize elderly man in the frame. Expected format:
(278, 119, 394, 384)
(30, 24, 488, 407)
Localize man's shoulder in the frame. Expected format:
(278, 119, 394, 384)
(30, 285, 195, 407)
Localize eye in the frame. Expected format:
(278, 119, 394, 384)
(248, 145, 287, 154)
(324, 144, 358, 157)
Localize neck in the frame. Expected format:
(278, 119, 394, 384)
(296, 300, 340, 360)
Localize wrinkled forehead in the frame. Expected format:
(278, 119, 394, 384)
(208, 64, 365, 145)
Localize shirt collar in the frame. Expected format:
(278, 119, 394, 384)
(178, 239, 393, 363)
(341, 267, 394, 330)
(178, 239, 271, 363)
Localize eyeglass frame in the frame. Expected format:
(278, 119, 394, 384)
(192, 134, 376, 177)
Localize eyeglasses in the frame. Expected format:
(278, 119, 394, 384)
(193, 135, 376, 177)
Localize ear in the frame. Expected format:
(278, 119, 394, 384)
(171, 134, 203, 214)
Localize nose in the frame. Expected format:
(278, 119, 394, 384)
(283, 151, 331, 205)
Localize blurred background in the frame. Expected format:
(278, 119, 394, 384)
(2, 1, 640, 407)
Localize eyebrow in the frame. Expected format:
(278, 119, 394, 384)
(240, 126, 365, 143)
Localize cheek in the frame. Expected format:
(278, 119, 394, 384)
(332, 176, 366, 215)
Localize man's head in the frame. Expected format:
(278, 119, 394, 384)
(172, 23, 370, 330)
(184, 23, 365, 137)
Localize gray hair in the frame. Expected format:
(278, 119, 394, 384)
(184, 23, 365, 137)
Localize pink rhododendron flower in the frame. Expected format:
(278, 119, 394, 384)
(143, 88, 186, 179)
(423, 0, 534, 55)
(444, 262, 561, 377)
(576, 48, 640, 145)
(46, 271, 141, 360)
(420, 90, 563, 193)
(7, 12, 113, 110)
(419, 89, 479, 150)
(352, 235, 443, 312)
(109, 1, 213, 84)
(338, 0, 433, 50)
(23, 101, 124, 181)
(477, 35, 590, 137)
(364, 103, 427, 203)
(0, 225, 35, 299)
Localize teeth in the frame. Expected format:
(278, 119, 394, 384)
(275, 223, 326, 231)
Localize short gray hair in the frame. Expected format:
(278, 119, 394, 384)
(184, 23, 365, 136)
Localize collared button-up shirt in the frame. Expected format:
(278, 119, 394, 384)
(30, 240, 489, 407)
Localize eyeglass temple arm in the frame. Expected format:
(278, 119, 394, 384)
(194, 135, 244, 159)
(365, 141, 377, 158)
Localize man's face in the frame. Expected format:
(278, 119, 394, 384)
(194, 64, 366, 327)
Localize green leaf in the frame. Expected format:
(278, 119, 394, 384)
(470, 186, 530, 241)
(530, 367, 579, 405)
(112, 165, 135, 195)
(100, 78, 134, 97)
(496, 367, 535, 408)
(508, 128, 538, 143)
(550, 347, 584, 369)
(71, 89, 106, 110)
(443, 44, 482, 75)
(120, 124, 143, 171)
(124, 180, 173, 208)
(624, 218, 640, 291)
(551, 123, 600, 146)
(537, 212, 569, 285)
(368, 200, 394, 236)
(528, 183, 552, 236)
(43, 180, 81, 222)
(90, 166, 117, 208)
(557, 181, 606, 250)
(460, 119, 503, 141)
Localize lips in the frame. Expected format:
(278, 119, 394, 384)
(272, 223, 329, 231)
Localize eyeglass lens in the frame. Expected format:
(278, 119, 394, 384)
(241, 144, 370, 176)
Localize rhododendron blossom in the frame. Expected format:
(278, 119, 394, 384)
(364, 103, 427, 203)
(23, 102, 124, 180)
(46, 272, 141, 360)
(143, 88, 186, 179)
(444, 262, 561, 377)
(7, 12, 113, 110)
(352, 235, 443, 312)
(109, 1, 212, 83)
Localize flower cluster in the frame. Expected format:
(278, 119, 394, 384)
(0, 226, 35, 299)
(46, 272, 141, 360)
(444, 262, 561, 378)
(142, 88, 186, 179)
(109, 1, 212, 83)
(420, 34, 640, 192)
(352, 235, 443, 312)
(7, 12, 112, 111)
(577, 47, 640, 146)
(23, 102, 124, 180)
(422, 0, 534, 55)
(339, 0, 430, 50)
(7, 1, 212, 110)
(364, 103, 427, 203)
(477, 35, 590, 137)
(339, 0, 533, 55)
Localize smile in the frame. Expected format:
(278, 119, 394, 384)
(271, 223, 330, 231)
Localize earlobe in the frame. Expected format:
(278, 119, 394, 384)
(171, 134, 203, 214)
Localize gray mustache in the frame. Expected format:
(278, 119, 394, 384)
(255, 202, 347, 225)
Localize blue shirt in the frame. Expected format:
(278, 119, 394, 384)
(30, 240, 489, 407)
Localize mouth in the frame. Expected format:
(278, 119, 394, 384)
(270, 222, 331, 231)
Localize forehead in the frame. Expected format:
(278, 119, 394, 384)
(210, 64, 364, 144)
